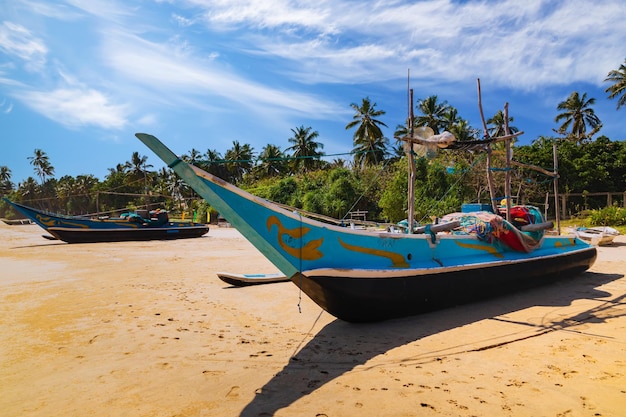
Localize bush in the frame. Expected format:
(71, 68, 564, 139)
(588, 206, 626, 226)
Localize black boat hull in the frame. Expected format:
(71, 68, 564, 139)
(295, 246, 597, 322)
(48, 225, 209, 243)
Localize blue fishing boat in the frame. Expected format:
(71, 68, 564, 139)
(3, 198, 209, 243)
(135, 133, 596, 322)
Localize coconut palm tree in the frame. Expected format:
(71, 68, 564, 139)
(125, 152, 152, 178)
(182, 148, 202, 165)
(415, 95, 449, 134)
(255, 144, 287, 178)
(555, 91, 602, 143)
(125, 152, 153, 207)
(224, 141, 254, 183)
(0, 165, 13, 195)
(604, 58, 626, 110)
(286, 125, 324, 172)
(448, 119, 478, 142)
(17, 177, 40, 203)
(487, 110, 519, 138)
(345, 97, 388, 168)
(27, 149, 54, 184)
(203, 149, 229, 180)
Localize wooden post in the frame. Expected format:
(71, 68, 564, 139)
(407, 89, 415, 233)
(553, 141, 560, 234)
(504, 103, 511, 222)
(477, 79, 498, 213)
(486, 147, 498, 213)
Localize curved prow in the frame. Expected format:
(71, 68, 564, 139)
(135, 133, 301, 278)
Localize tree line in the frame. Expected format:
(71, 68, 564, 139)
(1, 59, 625, 223)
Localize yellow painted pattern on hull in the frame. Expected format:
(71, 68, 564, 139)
(338, 238, 409, 268)
(36, 215, 91, 229)
(266, 216, 324, 260)
(555, 238, 576, 247)
(455, 241, 504, 258)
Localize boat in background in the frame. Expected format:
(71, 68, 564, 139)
(217, 272, 290, 287)
(3, 198, 209, 243)
(1, 218, 33, 225)
(567, 226, 620, 246)
(136, 133, 596, 323)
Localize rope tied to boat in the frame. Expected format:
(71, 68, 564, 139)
(424, 224, 437, 244)
(296, 210, 303, 314)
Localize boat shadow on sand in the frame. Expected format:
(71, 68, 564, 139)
(239, 271, 624, 417)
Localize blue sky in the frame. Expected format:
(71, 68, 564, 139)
(1, 0, 625, 184)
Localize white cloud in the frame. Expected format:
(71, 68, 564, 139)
(180, 0, 626, 89)
(2, 101, 13, 113)
(0, 21, 48, 71)
(101, 30, 346, 118)
(19, 87, 128, 129)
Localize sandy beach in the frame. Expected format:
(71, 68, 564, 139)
(1, 222, 624, 417)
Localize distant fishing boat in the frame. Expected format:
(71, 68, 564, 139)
(135, 132, 596, 323)
(3, 198, 209, 243)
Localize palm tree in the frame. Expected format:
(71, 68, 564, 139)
(27, 149, 54, 183)
(255, 144, 287, 178)
(125, 152, 153, 207)
(203, 149, 229, 180)
(182, 148, 202, 165)
(345, 97, 388, 168)
(440, 107, 461, 133)
(17, 177, 40, 204)
(286, 125, 324, 172)
(448, 119, 477, 142)
(415, 95, 449, 134)
(604, 58, 626, 110)
(125, 152, 152, 178)
(0, 165, 13, 195)
(224, 141, 254, 183)
(555, 91, 602, 143)
(487, 110, 519, 138)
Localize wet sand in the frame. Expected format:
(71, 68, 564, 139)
(1, 222, 625, 417)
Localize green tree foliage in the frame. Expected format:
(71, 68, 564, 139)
(588, 206, 626, 226)
(515, 136, 626, 215)
(378, 157, 471, 223)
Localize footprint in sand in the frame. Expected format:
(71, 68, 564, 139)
(226, 385, 239, 398)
